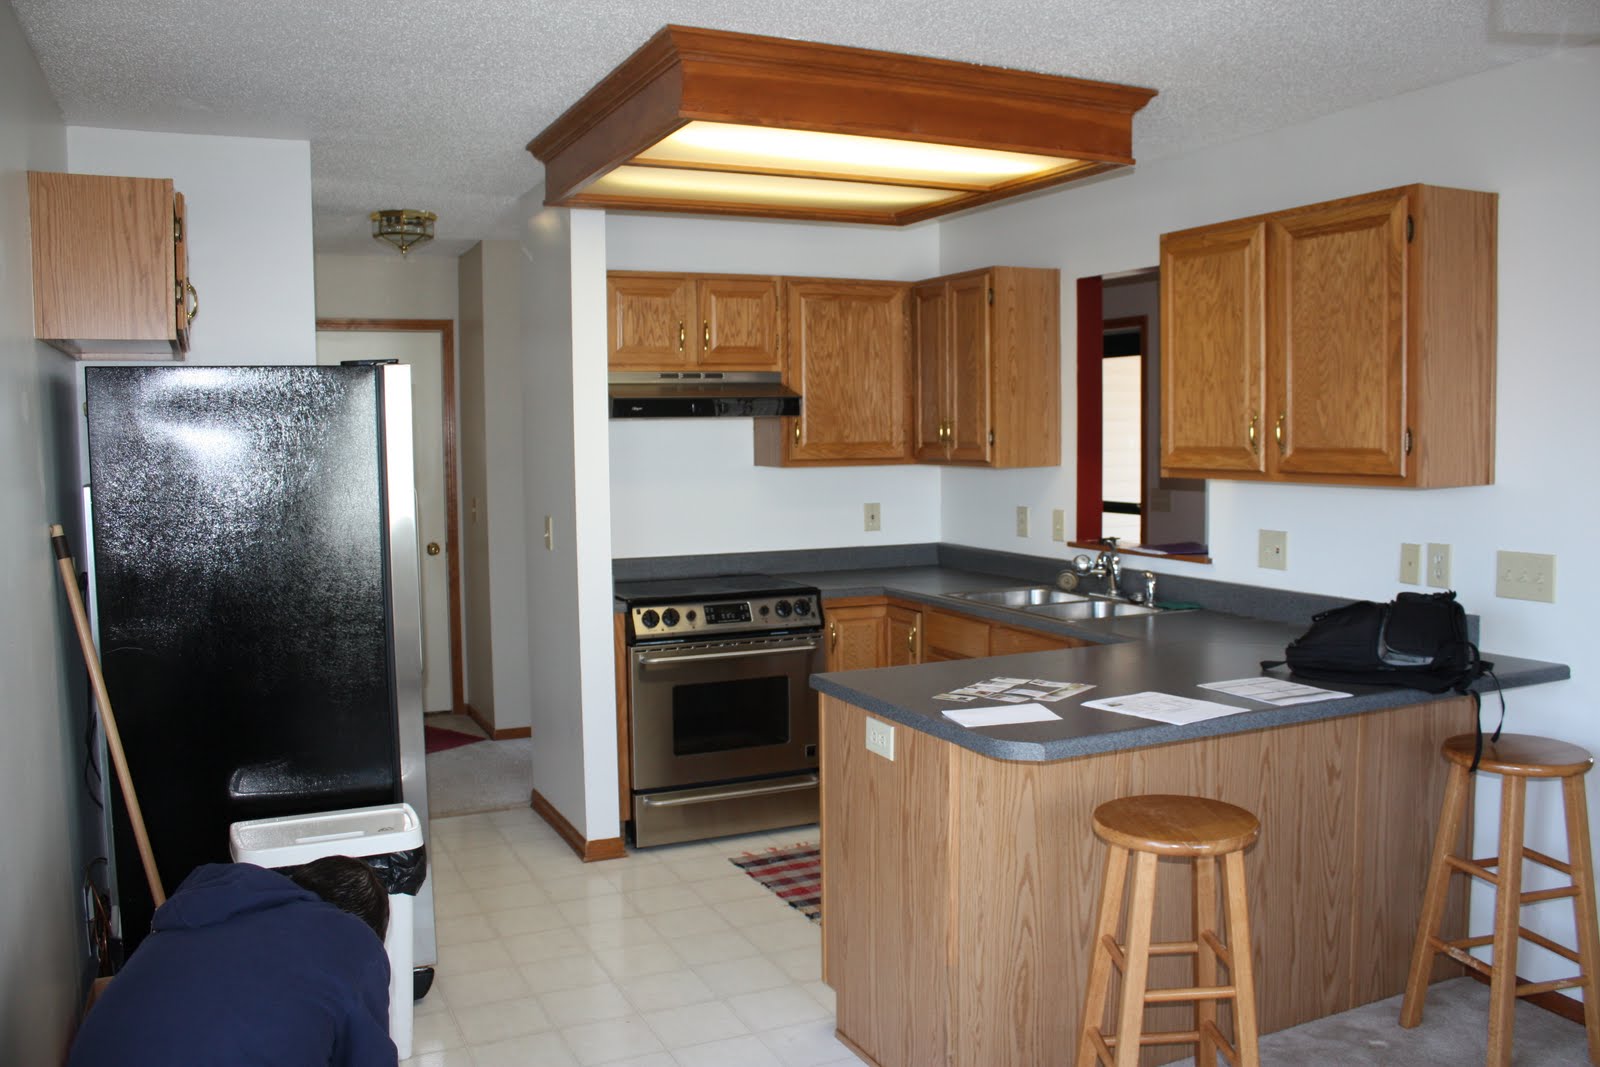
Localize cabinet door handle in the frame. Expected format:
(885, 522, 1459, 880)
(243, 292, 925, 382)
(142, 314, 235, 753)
(1275, 412, 1286, 453)
(677, 321, 685, 352)
(829, 622, 838, 653)
(703, 320, 711, 350)
(907, 626, 918, 654)
(1247, 414, 1259, 454)
(184, 281, 199, 325)
(793, 420, 801, 446)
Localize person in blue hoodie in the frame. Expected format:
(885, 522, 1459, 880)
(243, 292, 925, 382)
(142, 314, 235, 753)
(69, 858, 396, 1067)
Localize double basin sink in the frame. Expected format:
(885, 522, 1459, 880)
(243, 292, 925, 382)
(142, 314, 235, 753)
(950, 585, 1161, 620)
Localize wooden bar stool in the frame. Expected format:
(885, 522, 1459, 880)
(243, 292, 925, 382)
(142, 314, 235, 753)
(1077, 794, 1261, 1067)
(1402, 733, 1600, 1065)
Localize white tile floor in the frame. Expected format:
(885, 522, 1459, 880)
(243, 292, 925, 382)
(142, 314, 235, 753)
(406, 808, 857, 1067)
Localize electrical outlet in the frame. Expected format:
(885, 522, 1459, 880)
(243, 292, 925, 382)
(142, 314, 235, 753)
(863, 502, 881, 532)
(1399, 543, 1421, 585)
(1051, 508, 1065, 542)
(1426, 543, 1451, 588)
(865, 717, 895, 760)
(1015, 506, 1030, 538)
(1496, 550, 1557, 603)
(1258, 529, 1287, 570)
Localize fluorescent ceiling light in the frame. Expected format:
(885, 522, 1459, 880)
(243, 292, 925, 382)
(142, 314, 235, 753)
(635, 122, 1075, 188)
(587, 166, 959, 211)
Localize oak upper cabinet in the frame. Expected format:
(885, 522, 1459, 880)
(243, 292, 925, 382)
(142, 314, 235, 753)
(886, 605, 922, 668)
(755, 279, 912, 466)
(1160, 184, 1496, 487)
(606, 271, 781, 371)
(825, 604, 888, 672)
(913, 267, 1060, 468)
(29, 171, 195, 358)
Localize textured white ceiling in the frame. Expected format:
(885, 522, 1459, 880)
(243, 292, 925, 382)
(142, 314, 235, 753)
(10, 0, 1596, 256)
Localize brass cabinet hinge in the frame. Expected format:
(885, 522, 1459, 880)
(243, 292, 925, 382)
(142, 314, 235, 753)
(1406, 215, 1414, 243)
(1404, 428, 1414, 455)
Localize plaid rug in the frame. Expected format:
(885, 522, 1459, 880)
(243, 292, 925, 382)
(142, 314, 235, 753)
(730, 843, 821, 923)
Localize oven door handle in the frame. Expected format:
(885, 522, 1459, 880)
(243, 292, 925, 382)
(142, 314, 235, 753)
(637, 775, 820, 808)
(635, 641, 819, 667)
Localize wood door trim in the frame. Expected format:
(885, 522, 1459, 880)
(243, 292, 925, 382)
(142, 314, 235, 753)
(1075, 276, 1104, 541)
(316, 317, 465, 717)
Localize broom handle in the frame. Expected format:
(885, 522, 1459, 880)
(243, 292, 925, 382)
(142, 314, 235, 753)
(50, 525, 166, 908)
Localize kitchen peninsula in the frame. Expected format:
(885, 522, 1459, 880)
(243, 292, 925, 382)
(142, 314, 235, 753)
(808, 581, 1567, 1067)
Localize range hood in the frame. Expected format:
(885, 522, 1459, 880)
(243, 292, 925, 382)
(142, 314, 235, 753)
(609, 372, 801, 419)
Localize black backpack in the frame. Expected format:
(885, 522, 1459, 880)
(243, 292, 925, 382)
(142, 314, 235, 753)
(1264, 591, 1502, 767)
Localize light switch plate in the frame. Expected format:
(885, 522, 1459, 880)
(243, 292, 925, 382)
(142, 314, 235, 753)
(863, 502, 881, 532)
(865, 717, 895, 760)
(1016, 506, 1030, 538)
(1399, 543, 1421, 585)
(1496, 550, 1557, 603)
(1427, 543, 1452, 588)
(1051, 508, 1065, 542)
(1258, 529, 1287, 570)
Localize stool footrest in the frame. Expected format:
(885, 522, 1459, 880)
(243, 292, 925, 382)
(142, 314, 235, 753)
(1102, 933, 1126, 973)
(1433, 937, 1495, 978)
(1522, 885, 1579, 905)
(1105, 1029, 1205, 1048)
(1518, 976, 1585, 997)
(1201, 1020, 1239, 1064)
(1523, 925, 1583, 964)
(1145, 984, 1237, 1004)
(1148, 939, 1201, 956)
(1446, 854, 1499, 884)
(1524, 847, 1574, 876)
(1088, 1027, 1113, 1065)
(1200, 929, 1233, 970)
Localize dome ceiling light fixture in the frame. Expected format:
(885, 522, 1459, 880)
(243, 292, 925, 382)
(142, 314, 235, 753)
(370, 208, 437, 254)
(528, 26, 1158, 226)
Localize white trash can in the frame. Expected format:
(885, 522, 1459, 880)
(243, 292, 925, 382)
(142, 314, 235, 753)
(228, 803, 425, 1060)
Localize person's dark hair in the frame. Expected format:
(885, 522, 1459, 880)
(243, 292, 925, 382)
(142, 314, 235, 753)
(285, 856, 389, 940)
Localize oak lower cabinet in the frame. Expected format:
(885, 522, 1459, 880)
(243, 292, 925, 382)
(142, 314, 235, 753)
(826, 600, 1082, 670)
(755, 280, 912, 466)
(1160, 184, 1496, 487)
(924, 606, 1087, 660)
(886, 605, 921, 667)
(913, 267, 1060, 467)
(824, 603, 891, 672)
(606, 271, 782, 371)
(29, 171, 194, 358)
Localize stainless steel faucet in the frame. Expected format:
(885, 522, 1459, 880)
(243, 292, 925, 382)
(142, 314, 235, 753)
(1094, 538, 1122, 598)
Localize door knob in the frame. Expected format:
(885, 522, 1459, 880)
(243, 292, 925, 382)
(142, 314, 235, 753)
(426, 542, 441, 556)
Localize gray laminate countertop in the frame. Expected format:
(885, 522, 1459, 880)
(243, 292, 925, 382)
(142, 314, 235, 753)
(803, 568, 1569, 763)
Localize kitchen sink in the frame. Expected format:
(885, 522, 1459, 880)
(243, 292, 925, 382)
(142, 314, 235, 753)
(1022, 598, 1160, 620)
(951, 586, 1086, 607)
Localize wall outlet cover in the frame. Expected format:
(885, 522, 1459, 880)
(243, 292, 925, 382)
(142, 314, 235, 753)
(863, 502, 881, 532)
(1258, 529, 1288, 570)
(1051, 508, 1065, 542)
(1399, 543, 1422, 585)
(1426, 543, 1452, 588)
(865, 717, 895, 760)
(1496, 550, 1556, 604)
(1015, 505, 1030, 538)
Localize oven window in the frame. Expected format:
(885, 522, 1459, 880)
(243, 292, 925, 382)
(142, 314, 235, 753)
(672, 676, 790, 755)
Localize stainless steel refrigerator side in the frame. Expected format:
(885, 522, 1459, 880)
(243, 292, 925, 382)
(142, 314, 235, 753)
(380, 364, 437, 970)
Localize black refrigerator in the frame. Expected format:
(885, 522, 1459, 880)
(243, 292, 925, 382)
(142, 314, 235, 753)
(83, 364, 433, 966)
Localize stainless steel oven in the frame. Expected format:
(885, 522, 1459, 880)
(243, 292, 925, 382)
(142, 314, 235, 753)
(616, 575, 824, 847)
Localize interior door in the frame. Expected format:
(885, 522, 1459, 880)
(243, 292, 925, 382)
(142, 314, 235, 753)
(316, 330, 454, 714)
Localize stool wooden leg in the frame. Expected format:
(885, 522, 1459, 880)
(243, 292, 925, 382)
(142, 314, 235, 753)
(1561, 775, 1600, 1063)
(1113, 851, 1159, 1067)
(1401, 761, 1471, 1028)
(1194, 855, 1219, 1067)
(1222, 850, 1260, 1067)
(1077, 844, 1130, 1067)
(1487, 775, 1527, 1067)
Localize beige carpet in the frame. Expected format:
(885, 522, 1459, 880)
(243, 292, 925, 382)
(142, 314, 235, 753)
(1167, 977, 1588, 1065)
(425, 736, 531, 818)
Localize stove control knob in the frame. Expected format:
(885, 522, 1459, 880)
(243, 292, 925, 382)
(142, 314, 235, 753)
(774, 600, 792, 618)
(662, 608, 681, 627)
(758, 604, 770, 616)
(686, 610, 697, 623)
(639, 609, 659, 629)
(793, 598, 812, 617)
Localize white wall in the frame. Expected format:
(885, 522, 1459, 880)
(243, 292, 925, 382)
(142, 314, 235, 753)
(938, 48, 1600, 986)
(521, 201, 618, 840)
(315, 252, 459, 322)
(0, 9, 92, 1063)
(605, 214, 945, 558)
(66, 128, 315, 365)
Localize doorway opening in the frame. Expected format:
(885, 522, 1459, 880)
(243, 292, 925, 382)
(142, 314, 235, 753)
(1074, 271, 1209, 561)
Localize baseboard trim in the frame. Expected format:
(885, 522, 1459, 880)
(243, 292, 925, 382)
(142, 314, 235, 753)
(462, 703, 532, 741)
(528, 788, 627, 862)
(1465, 968, 1586, 1025)
(834, 1029, 883, 1067)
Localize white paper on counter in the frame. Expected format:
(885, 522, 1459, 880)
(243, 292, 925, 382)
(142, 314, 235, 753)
(1081, 691, 1247, 725)
(942, 702, 1062, 728)
(1198, 676, 1351, 706)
